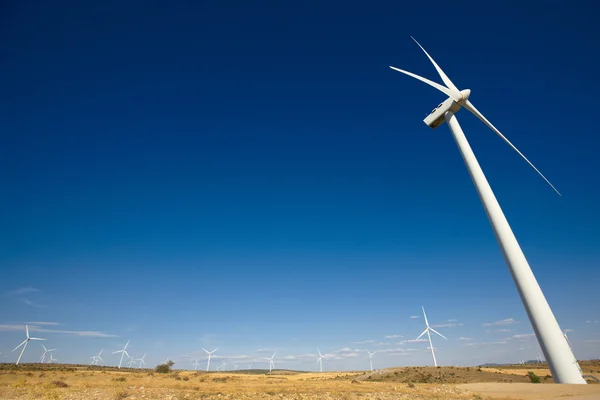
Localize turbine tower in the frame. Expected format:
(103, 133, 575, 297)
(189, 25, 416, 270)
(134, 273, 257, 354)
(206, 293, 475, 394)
(203, 348, 218, 371)
(317, 349, 324, 372)
(366, 349, 376, 371)
(40, 344, 56, 363)
(264, 352, 275, 373)
(416, 307, 447, 366)
(389, 37, 585, 384)
(112, 340, 130, 369)
(12, 324, 45, 365)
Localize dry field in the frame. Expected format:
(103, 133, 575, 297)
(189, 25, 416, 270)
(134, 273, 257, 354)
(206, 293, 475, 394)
(0, 361, 598, 400)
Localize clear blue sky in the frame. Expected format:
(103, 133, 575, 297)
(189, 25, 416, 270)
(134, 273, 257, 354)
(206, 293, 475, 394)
(1, 0, 599, 370)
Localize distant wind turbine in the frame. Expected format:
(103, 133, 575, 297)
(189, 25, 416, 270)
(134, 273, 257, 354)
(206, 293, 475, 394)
(317, 349, 324, 372)
(264, 352, 276, 373)
(203, 348, 218, 371)
(137, 353, 147, 369)
(91, 349, 103, 365)
(416, 307, 447, 366)
(13, 324, 45, 365)
(366, 349, 376, 371)
(40, 344, 56, 363)
(48, 353, 57, 363)
(112, 340, 130, 369)
(192, 359, 200, 371)
(127, 354, 136, 368)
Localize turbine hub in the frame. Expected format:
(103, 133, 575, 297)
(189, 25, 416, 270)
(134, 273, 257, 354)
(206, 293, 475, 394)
(458, 89, 471, 104)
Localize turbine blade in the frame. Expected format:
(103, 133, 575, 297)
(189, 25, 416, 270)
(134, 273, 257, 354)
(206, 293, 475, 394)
(124, 340, 130, 349)
(13, 339, 27, 352)
(30, 337, 45, 341)
(430, 328, 448, 340)
(43, 345, 47, 352)
(202, 348, 209, 353)
(416, 328, 428, 340)
(463, 100, 561, 196)
(422, 306, 430, 327)
(389, 66, 454, 99)
(113, 350, 123, 354)
(410, 36, 461, 97)
(26, 324, 29, 338)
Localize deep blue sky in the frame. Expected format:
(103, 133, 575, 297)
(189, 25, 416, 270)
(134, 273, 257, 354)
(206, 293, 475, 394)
(1, 0, 599, 369)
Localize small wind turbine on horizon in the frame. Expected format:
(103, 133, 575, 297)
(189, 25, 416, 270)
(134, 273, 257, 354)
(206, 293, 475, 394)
(264, 352, 276, 373)
(316, 349, 324, 372)
(13, 324, 45, 365)
(127, 354, 136, 368)
(389, 36, 585, 384)
(91, 349, 103, 366)
(415, 307, 447, 367)
(203, 348, 218, 371)
(192, 359, 200, 371)
(112, 340, 130, 369)
(48, 353, 57, 363)
(365, 349, 376, 371)
(40, 344, 56, 363)
(137, 353, 147, 369)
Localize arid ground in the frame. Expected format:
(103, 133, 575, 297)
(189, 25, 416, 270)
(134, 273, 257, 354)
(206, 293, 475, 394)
(0, 360, 598, 400)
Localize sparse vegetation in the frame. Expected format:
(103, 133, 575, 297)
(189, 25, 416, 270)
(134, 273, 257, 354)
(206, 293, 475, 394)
(527, 371, 540, 383)
(155, 360, 174, 374)
(0, 361, 599, 399)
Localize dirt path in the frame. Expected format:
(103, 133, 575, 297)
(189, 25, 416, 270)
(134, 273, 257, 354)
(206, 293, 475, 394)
(458, 382, 600, 400)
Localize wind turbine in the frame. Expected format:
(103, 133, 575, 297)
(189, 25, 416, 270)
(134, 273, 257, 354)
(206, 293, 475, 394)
(127, 354, 136, 368)
(389, 37, 585, 384)
(415, 307, 447, 366)
(316, 349, 324, 372)
(203, 348, 218, 371)
(13, 324, 45, 365)
(192, 359, 200, 371)
(366, 349, 376, 371)
(91, 349, 103, 366)
(40, 344, 56, 363)
(137, 353, 147, 369)
(48, 353, 57, 363)
(112, 340, 130, 369)
(264, 352, 275, 373)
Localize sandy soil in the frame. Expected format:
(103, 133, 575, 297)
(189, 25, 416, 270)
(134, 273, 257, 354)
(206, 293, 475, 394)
(459, 382, 600, 400)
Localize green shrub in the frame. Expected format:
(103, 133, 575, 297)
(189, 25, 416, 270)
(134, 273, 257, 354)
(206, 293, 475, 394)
(155, 360, 174, 374)
(527, 371, 540, 383)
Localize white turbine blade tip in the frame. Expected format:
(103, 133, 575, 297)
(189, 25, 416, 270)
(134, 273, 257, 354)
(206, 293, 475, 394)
(409, 36, 460, 96)
(464, 100, 561, 196)
(389, 66, 454, 99)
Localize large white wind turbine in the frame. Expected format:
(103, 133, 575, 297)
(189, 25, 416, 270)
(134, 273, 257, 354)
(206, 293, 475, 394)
(264, 352, 276, 373)
(390, 37, 585, 384)
(112, 340, 130, 369)
(203, 348, 218, 371)
(416, 307, 447, 366)
(40, 344, 56, 363)
(13, 324, 45, 365)
(316, 349, 324, 372)
(365, 349, 376, 371)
